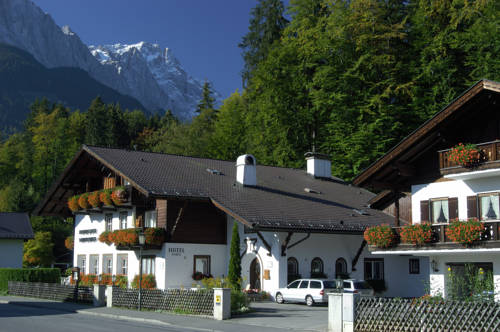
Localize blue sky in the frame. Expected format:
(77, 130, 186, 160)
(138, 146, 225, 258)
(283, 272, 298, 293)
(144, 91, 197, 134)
(31, 0, 261, 99)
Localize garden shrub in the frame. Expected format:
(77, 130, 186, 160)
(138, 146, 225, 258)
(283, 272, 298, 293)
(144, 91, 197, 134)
(131, 274, 156, 289)
(0, 268, 61, 291)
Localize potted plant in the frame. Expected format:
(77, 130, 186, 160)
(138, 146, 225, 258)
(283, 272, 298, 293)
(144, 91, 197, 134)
(100, 189, 113, 206)
(400, 222, 433, 245)
(88, 191, 101, 208)
(78, 193, 90, 209)
(68, 195, 80, 212)
(446, 218, 485, 245)
(111, 187, 128, 205)
(364, 224, 395, 248)
(447, 143, 482, 167)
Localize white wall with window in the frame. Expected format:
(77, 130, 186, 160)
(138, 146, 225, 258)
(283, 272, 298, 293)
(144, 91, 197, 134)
(102, 254, 113, 274)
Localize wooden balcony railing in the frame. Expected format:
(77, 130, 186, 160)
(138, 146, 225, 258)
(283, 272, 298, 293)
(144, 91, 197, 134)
(438, 140, 500, 171)
(384, 221, 500, 251)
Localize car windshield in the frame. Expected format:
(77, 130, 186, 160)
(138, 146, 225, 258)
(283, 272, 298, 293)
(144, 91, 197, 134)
(323, 281, 337, 289)
(354, 281, 372, 289)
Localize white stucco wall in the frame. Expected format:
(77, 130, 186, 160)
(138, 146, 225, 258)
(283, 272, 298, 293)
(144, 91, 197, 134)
(412, 176, 500, 223)
(227, 217, 428, 298)
(0, 239, 24, 268)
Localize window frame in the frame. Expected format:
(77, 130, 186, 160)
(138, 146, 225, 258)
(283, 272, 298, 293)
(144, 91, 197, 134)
(478, 192, 500, 221)
(364, 258, 384, 281)
(141, 256, 156, 275)
(77, 255, 86, 275)
(335, 258, 348, 278)
(117, 254, 128, 275)
(409, 258, 420, 274)
(145, 210, 157, 228)
(287, 257, 299, 276)
(119, 211, 128, 229)
(102, 254, 113, 274)
(89, 254, 99, 275)
(105, 213, 113, 232)
(430, 197, 450, 224)
(193, 255, 211, 276)
(310, 257, 324, 274)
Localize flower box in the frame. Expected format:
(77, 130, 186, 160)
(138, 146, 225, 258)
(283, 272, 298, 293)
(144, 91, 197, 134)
(447, 143, 482, 167)
(68, 196, 79, 212)
(111, 187, 128, 205)
(446, 218, 485, 244)
(88, 191, 101, 208)
(78, 193, 90, 209)
(364, 224, 395, 248)
(400, 223, 433, 245)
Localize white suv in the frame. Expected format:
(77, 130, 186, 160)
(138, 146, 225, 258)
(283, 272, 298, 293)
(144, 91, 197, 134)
(275, 279, 337, 306)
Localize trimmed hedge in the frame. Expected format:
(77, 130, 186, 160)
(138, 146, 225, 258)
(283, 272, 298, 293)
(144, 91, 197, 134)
(0, 268, 61, 291)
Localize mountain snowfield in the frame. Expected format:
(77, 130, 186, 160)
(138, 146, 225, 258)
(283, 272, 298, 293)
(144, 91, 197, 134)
(89, 42, 220, 120)
(0, 0, 219, 120)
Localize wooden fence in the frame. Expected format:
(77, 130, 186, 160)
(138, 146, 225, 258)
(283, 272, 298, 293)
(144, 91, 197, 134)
(355, 297, 500, 331)
(111, 287, 214, 316)
(8, 281, 93, 303)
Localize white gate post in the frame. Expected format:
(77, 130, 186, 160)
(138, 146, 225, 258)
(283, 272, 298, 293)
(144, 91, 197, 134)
(328, 292, 343, 332)
(342, 293, 359, 332)
(106, 285, 113, 307)
(93, 284, 106, 307)
(213, 288, 231, 320)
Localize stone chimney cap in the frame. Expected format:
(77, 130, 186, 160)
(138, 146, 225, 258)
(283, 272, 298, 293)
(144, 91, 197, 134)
(304, 152, 330, 160)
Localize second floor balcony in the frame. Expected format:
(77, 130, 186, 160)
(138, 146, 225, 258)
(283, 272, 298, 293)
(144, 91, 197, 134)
(439, 140, 500, 177)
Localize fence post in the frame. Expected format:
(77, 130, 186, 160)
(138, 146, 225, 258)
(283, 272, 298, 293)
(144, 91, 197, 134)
(328, 292, 343, 332)
(342, 293, 359, 332)
(213, 288, 231, 320)
(93, 284, 106, 307)
(106, 286, 113, 307)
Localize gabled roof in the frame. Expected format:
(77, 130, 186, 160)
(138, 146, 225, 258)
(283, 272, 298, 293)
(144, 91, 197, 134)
(353, 79, 500, 192)
(35, 145, 394, 233)
(0, 212, 34, 239)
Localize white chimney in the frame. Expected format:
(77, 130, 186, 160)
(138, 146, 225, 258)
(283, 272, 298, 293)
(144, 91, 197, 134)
(236, 154, 257, 186)
(305, 152, 331, 178)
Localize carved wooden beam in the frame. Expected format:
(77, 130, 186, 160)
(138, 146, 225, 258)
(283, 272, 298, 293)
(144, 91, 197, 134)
(256, 231, 272, 256)
(281, 232, 294, 256)
(351, 240, 367, 271)
(287, 233, 311, 250)
(170, 200, 188, 237)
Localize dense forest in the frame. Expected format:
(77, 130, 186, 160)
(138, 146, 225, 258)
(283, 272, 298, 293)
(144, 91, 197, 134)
(0, 0, 499, 266)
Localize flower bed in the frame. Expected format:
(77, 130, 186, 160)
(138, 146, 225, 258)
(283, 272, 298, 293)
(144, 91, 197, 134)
(447, 143, 481, 167)
(446, 218, 485, 244)
(400, 223, 433, 245)
(364, 224, 395, 248)
(98, 228, 166, 247)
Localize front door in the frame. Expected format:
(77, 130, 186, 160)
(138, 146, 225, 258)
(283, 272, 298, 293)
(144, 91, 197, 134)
(250, 258, 261, 290)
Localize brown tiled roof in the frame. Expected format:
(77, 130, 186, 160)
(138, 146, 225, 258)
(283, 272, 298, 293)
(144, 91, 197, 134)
(80, 146, 393, 233)
(0, 213, 34, 239)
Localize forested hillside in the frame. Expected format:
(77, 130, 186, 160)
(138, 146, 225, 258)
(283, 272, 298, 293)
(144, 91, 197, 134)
(0, 0, 498, 266)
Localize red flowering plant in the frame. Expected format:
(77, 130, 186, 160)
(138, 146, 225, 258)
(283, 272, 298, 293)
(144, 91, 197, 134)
(192, 272, 213, 281)
(98, 231, 112, 245)
(144, 228, 166, 246)
(100, 274, 113, 285)
(132, 274, 156, 289)
(100, 189, 113, 206)
(446, 218, 485, 245)
(80, 274, 98, 286)
(447, 143, 482, 167)
(111, 186, 128, 205)
(364, 224, 395, 248)
(115, 275, 128, 289)
(68, 195, 80, 212)
(88, 191, 101, 208)
(78, 193, 90, 209)
(400, 223, 433, 245)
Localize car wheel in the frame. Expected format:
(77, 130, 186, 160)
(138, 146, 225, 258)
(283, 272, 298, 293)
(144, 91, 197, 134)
(306, 295, 314, 307)
(276, 292, 284, 304)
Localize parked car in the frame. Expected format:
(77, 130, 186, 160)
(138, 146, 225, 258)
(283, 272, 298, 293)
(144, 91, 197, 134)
(275, 279, 337, 306)
(342, 279, 374, 296)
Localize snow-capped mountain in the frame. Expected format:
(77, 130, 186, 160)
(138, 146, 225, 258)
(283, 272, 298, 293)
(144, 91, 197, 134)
(0, 0, 219, 119)
(90, 42, 219, 120)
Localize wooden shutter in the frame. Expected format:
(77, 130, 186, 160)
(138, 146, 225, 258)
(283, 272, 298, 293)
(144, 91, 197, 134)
(104, 177, 116, 189)
(467, 195, 478, 219)
(448, 197, 458, 220)
(420, 200, 429, 222)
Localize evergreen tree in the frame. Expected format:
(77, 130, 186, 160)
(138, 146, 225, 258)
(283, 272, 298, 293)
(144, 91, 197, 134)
(196, 81, 216, 115)
(239, 0, 289, 85)
(85, 97, 108, 146)
(228, 222, 242, 290)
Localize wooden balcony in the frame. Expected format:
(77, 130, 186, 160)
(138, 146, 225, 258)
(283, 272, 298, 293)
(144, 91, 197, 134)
(369, 221, 500, 252)
(439, 140, 500, 176)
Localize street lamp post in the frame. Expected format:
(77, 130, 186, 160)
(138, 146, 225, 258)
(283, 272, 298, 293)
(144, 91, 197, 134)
(138, 231, 145, 311)
(72, 267, 80, 302)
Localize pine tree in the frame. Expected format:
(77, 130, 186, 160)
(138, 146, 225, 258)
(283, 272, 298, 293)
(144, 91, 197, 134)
(228, 222, 242, 290)
(196, 81, 216, 115)
(85, 97, 108, 146)
(239, 0, 289, 86)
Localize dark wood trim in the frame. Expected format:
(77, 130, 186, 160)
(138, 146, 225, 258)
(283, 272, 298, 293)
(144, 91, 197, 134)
(286, 233, 311, 250)
(351, 240, 367, 272)
(281, 232, 294, 256)
(193, 255, 211, 275)
(209, 198, 253, 227)
(170, 200, 188, 237)
(256, 231, 272, 256)
(368, 240, 500, 252)
(353, 80, 498, 187)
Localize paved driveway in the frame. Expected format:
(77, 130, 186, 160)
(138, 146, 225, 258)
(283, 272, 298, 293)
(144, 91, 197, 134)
(232, 301, 328, 331)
